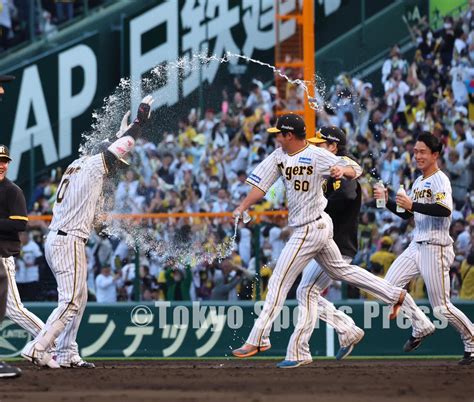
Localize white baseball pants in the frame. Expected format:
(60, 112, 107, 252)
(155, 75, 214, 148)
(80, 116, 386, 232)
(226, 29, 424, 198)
(386, 241, 474, 352)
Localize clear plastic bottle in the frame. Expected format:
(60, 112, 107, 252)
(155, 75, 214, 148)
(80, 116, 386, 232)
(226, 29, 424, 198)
(376, 180, 386, 208)
(396, 184, 406, 213)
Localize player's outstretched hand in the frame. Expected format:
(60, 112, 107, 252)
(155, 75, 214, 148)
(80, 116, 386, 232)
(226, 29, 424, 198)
(134, 95, 154, 126)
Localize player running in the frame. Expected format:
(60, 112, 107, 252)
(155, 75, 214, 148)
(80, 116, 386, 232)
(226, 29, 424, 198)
(21, 95, 154, 368)
(374, 132, 474, 366)
(277, 126, 365, 368)
(232, 114, 433, 361)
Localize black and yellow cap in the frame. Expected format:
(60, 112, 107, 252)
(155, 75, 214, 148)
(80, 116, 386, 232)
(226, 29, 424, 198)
(0, 144, 12, 162)
(267, 113, 306, 135)
(308, 126, 346, 146)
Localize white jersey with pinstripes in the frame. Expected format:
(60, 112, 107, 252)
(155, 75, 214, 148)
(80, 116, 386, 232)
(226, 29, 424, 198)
(246, 144, 360, 227)
(49, 154, 107, 239)
(409, 169, 453, 245)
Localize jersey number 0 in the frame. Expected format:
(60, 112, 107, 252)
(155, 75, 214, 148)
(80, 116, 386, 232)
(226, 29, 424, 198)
(56, 179, 70, 204)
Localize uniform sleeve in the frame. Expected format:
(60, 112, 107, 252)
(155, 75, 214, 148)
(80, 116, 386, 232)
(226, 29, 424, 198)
(431, 174, 453, 211)
(340, 156, 363, 178)
(313, 148, 344, 175)
(0, 186, 28, 233)
(246, 151, 281, 193)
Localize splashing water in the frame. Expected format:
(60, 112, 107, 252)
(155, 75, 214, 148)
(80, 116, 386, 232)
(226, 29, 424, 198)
(79, 50, 362, 266)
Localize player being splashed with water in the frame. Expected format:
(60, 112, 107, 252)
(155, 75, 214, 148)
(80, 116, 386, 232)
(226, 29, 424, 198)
(21, 96, 154, 369)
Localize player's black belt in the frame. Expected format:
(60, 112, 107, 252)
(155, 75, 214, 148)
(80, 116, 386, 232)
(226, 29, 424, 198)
(416, 241, 430, 245)
(56, 230, 87, 244)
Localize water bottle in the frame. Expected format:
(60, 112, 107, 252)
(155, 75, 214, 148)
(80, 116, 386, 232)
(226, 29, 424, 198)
(376, 180, 386, 209)
(396, 184, 406, 213)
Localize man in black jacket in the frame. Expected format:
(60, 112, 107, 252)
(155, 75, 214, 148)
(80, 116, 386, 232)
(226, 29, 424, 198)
(0, 74, 23, 378)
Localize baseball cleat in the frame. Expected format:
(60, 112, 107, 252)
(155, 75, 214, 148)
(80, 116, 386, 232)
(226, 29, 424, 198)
(21, 341, 60, 369)
(0, 361, 21, 378)
(403, 328, 435, 353)
(336, 327, 365, 360)
(60, 359, 96, 369)
(232, 343, 271, 358)
(276, 359, 312, 369)
(389, 290, 406, 320)
(458, 352, 473, 366)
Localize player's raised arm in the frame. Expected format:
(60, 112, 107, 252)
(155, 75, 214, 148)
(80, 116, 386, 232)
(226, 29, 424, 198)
(119, 95, 154, 140)
(103, 95, 154, 172)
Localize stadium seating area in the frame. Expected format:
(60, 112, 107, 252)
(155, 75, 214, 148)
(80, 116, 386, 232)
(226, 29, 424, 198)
(15, 5, 474, 303)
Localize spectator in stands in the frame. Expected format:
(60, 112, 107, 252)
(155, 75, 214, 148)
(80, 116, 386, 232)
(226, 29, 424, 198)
(368, 236, 397, 276)
(460, 250, 474, 299)
(95, 265, 119, 303)
(210, 259, 244, 301)
(16, 231, 42, 301)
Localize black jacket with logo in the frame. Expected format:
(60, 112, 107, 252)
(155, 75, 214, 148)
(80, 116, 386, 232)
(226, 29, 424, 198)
(0, 178, 28, 257)
(323, 176, 361, 258)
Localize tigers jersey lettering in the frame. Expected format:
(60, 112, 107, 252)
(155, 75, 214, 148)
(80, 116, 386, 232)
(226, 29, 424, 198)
(409, 170, 453, 245)
(49, 154, 107, 239)
(246, 145, 357, 227)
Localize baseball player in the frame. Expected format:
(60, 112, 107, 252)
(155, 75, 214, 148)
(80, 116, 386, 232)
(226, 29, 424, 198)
(0, 74, 22, 378)
(277, 126, 365, 368)
(374, 132, 474, 366)
(232, 114, 433, 360)
(21, 95, 154, 368)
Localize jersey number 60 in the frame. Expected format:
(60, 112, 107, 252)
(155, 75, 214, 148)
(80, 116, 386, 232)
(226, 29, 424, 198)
(294, 180, 309, 191)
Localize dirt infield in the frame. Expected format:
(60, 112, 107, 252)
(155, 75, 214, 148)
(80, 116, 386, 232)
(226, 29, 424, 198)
(0, 359, 471, 402)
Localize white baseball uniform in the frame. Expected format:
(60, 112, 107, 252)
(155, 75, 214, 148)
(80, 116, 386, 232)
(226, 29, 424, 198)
(28, 152, 109, 365)
(244, 144, 431, 358)
(385, 170, 474, 351)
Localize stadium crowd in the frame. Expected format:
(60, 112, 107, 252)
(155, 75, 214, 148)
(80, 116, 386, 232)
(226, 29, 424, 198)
(0, 0, 107, 52)
(14, 6, 474, 303)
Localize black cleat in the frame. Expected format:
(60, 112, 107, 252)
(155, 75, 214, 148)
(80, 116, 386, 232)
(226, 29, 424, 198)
(0, 361, 21, 378)
(60, 359, 96, 369)
(404, 336, 425, 352)
(458, 352, 473, 366)
(403, 329, 435, 353)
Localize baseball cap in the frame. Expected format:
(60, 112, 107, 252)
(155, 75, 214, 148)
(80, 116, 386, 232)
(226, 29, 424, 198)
(267, 113, 306, 135)
(308, 126, 346, 147)
(96, 140, 129, 166)
(0, 144, 12, 162)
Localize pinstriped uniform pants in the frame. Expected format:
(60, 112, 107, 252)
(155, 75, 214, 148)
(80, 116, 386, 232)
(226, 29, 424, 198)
(286, 256, 357, 361)
(36, 231, 88, 363)
(4, 256, 44, 337)
(0, 257, 8, 322)
(246, 212, 421, 350)
(247, 215, 333, 348)
(385, 241, 474, 352)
